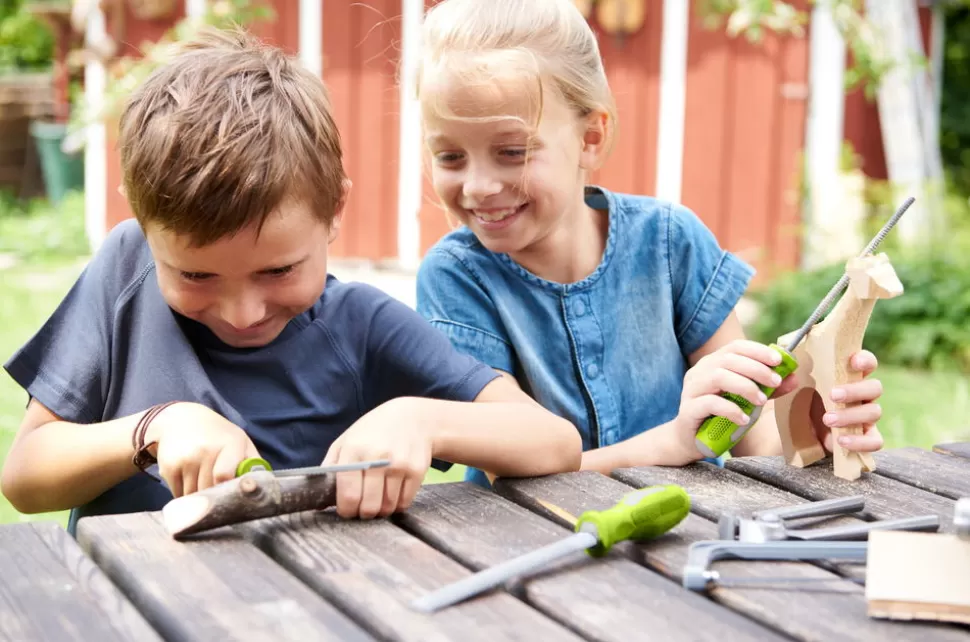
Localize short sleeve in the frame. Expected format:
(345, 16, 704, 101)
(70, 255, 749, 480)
(415, 247, 515, 373)
(357, 287, 501, 473)
(3, 220, 147, 423)
(666, 202, 755, 356)
(359, 289, 500, 409)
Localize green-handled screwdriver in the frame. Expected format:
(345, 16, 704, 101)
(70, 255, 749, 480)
(693, 195, 915, 459)
(410, 484, 691, 613)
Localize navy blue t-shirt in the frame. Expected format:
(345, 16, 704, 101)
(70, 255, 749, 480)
(3, 219, 499, 534)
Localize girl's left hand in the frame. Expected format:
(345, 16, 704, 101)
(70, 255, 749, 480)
(810, 349, 884, 453)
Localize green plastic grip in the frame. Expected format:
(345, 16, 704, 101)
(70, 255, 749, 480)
(694, 343, 799, 459)
(576, 484, 691, 557)
(235, 457, 272, 477)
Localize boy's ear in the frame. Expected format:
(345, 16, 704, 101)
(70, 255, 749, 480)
(579, 110, 610, 172)
(328, 178, 353, 244)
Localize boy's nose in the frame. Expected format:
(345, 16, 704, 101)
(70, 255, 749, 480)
(220, 297, 267, 331)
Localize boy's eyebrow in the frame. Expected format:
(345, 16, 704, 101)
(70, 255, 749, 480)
(256, 256, 309, 273)
(164, 255, 310, 276)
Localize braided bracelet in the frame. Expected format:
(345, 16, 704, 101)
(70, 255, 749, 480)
(131, 401, 178, 471)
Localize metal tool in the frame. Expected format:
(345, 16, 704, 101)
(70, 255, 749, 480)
(234, 457, 391, 478)
(694, 196, 916, 459)
(683, 540, 869, 591)
(718, 495, 940, 543)
(956, 497, 970, 541)
(410, 484, 691, 613)
(144, 458, 391, 491)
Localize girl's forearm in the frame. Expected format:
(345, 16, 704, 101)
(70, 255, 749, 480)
(580, 421, 702, 474)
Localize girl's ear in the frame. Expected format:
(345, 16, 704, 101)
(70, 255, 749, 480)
(579, 110, 610, 171)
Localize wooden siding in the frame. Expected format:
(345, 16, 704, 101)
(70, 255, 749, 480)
(323, 0, 401, 261)
(98, 1, 933, 275)
(680, 2, 810, 280)
(843, 5, 935, 182)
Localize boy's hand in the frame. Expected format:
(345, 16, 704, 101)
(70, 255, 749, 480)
(674, 339, 798, 455)
(322, 398, 433, 520)
(149, 402, 261, 497)
(810, 349, 884, 453)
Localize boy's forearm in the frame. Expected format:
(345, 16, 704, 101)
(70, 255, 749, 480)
(414, 398, 582, 477)
(1, 414, 143, 513)
(579, 421, 702, 474)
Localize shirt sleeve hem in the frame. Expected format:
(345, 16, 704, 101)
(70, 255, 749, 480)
(677, 251, 755, 356)
(427, 319, 515, 374)
(3, 359, 99, 424)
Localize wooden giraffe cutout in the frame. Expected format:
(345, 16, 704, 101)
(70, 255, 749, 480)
(774, 253, 903, 480)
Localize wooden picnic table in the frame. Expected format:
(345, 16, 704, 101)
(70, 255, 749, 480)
(3, 442, 970, 641)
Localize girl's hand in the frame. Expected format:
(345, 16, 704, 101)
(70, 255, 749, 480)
(810, 349, 884, 453)
(674, 340, 798, 453)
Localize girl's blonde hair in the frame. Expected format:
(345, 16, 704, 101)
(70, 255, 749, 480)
(416, 0, 617, 145)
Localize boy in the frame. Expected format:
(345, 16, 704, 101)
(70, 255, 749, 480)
(0, 27, 581, 536)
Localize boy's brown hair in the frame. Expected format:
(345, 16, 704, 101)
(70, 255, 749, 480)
(118, 26, 347, 246)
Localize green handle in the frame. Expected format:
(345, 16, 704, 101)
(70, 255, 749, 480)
(576, 484, 691, 557)
(236, 457, 272, 477)
(694, 343, 799, 459)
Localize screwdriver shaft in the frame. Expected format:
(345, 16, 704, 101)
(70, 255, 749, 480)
(411, 530, 597, 613)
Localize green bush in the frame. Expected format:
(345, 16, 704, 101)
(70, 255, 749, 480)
(747, 248, 970, 374)
(0, 2, 53, 73)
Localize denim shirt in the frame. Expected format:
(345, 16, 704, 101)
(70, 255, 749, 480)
(415, 186, 755, 486)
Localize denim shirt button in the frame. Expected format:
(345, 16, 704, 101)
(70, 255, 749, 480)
(586, 363, 599, 379)
(573, 299, 586, 316)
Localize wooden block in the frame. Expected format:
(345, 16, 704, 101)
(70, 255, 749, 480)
(866, 531, 970, 625)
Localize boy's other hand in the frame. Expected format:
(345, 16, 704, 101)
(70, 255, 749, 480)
(322, 398, 433, 520)
(149, 402, 261, 497)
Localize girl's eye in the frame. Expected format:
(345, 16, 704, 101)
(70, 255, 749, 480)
(434, 152, 463, 164)
(501, 148, 528, 158)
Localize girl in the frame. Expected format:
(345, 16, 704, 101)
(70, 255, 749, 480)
(413, 0, 884, 485)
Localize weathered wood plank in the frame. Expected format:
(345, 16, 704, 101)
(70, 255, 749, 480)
(873, 447, 970, 499)
(933, 442, 970, 460)
(76, 512, 371, 641)
(239, 505, 581, 642)
(0, 521, 162, 642)
(396, 480, 779, 642)
(505, 470, 970, 642)
(725, 456, 960, 533)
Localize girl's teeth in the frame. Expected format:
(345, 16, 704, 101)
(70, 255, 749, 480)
(474, 207, 520, 221)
